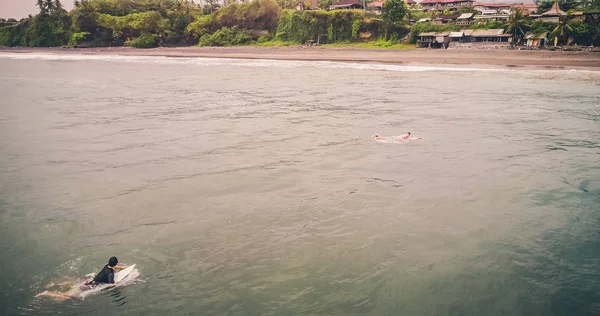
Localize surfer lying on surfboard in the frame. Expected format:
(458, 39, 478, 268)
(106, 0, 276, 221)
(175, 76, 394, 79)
(36, 256, 128, 300)
(372, 132, 422, 142)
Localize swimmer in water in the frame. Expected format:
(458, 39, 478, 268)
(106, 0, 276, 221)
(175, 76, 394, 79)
(372, 134, 386, 141)
(397, 132, 421, 141)
(36, 257, 127, 300)
(372, 132, 421, 142)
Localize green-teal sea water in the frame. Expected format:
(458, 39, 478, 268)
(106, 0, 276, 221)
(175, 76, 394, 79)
(1, 54, 599, 315)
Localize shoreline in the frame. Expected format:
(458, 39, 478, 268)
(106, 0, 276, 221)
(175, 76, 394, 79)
(2, 46, 600, 70)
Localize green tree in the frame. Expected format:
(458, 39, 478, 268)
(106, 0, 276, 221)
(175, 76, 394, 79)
(551, 10, 575, 45)
(382, 0, 406, 24)
(582, 12, 600, 45)
(505, 8, 528, 44)
(276, 0, 297, 9)
(381, 0, 406, 39)
(318, 0, 333, 10)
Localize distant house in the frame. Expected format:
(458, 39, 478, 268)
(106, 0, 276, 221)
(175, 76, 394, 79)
(525, 32, 548, 47)
(511, 3, 538, 14)
(539, 0, 565, 22)
(470, 29, 511, 42)
(450, 31, 467, 42)
(478, 9, 498, 16)
(369, 0, 415, 13)
(473, 13, 510, 24)
(330, 0, 364, 10)
(432, 13, 459, 25)
(419, 0, 475, 11)
(474, 2, 538, 15)
(417, 31, 451, 48)
(445, 29, 511, 47)
(368, 1, 384, 13)
(473, 2, 511, 12)
(455, 12, 474, 25)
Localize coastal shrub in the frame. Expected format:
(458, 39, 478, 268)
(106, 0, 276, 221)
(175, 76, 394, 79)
(213, 0, 281, 31)
(328, 10, 363, 42)
(276, 10, 329, 43)
(0, 25, 23, 46)
(275, 10, 397, 44)
(382, 0, 407, 25)
(571, 22, 600, 46)
(198, 26, 254, 46)
(186, 15, 216, 39)
(92, 0, 195, 16)
(67, 31, 90, 47)
(257, 34, 275, 43)
(129, 32, 158, 48)
(185, 0, 280, 44)
(530, 21, 555, 35)
(0, 27, 12, 46)
(361, 18, 384, 39)
(352, 19, 361, 40)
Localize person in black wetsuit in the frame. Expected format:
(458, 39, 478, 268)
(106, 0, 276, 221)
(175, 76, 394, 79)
(36, 256, 127, 300)
(89, 256, 127, 285)
(93, 257, 118, 284)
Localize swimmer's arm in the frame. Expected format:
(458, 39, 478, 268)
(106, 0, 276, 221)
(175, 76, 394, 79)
(114, 264, 127, 269)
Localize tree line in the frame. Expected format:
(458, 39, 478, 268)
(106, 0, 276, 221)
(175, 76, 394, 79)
(0, 0, 408, 48)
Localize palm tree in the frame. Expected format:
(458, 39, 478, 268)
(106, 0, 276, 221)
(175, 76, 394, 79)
(551, 10, 574, 45)
(506, 8, 528, 45)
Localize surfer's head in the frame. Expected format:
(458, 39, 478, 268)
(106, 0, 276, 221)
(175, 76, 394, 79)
(108, 256, 118, 267)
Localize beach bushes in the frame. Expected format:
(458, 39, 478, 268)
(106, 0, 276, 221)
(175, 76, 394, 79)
(129, 32, 158, 48)
(198, 27, 254, 46)
(214, 0, 281, 31)
(0, 13, 71, 47)
(187, 0, 280, 45)
(67, 31, 90, 47)
(571, 21, 600, 46)
(274, 10, 407, 44)
(276, 10, 329, 43)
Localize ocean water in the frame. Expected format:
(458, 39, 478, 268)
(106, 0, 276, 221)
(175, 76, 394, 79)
(0, 53, 599, 316)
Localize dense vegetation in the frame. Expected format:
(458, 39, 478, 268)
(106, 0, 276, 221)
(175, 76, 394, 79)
(0, 0, 598, 48)
(0, 0, 409, 48)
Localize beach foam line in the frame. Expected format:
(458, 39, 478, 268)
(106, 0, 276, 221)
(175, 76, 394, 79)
(0, 52, 506, 73)
(2, 52, 599, 76)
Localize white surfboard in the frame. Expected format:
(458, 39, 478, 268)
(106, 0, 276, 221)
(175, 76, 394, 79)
(114, 264, 136, 283)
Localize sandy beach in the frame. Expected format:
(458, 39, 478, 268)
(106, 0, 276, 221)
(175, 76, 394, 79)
(2, 46, 600, 70)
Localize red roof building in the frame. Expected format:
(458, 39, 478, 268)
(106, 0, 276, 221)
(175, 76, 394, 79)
(420, 0, 475, 11)
(474, 2, 538, 14)
(330, 0, 364, 10)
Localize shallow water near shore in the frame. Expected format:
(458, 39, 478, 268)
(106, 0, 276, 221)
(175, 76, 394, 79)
(1, 53, 599, 315)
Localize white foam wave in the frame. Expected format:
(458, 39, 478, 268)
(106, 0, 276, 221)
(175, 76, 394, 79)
(373, 136, 423, 144)
(0, 52, 504, 73)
